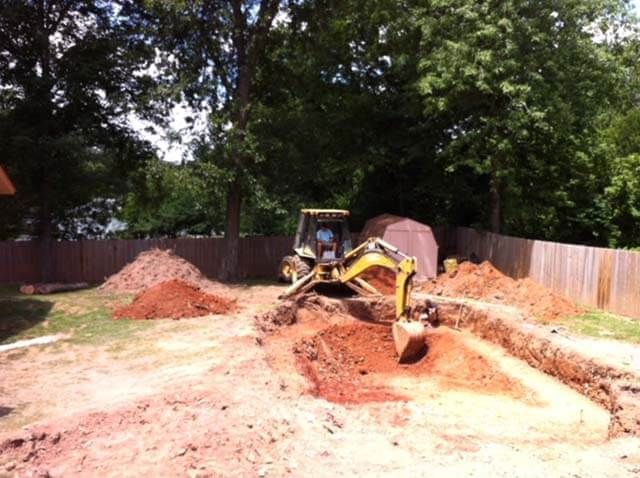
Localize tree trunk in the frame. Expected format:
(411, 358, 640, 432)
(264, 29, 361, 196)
(37, 3, 55, 282)
(220, 0, 278, 280)
(221, 177, 242, 281)
(39, 195, 55, 282)
(489, 180, 503, 233)
(221, 57, 250, 281)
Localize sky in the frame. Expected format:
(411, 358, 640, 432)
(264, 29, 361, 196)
(129, 102, 207, 164)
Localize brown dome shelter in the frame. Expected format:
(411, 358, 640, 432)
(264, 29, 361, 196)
(0, 166, 15, 195)
(360, 214, 438, 279)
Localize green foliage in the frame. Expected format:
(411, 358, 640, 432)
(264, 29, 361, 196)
(600, 109, 640, 246)
(120, 158, 228, 237)
(607, 109, 640, 158)
(243, 0, 640, 240)
(415, 0, 634, 239)
(248, 0, 466, 230)
(605, 153, 640, 245)
(1, 0, 639, 251)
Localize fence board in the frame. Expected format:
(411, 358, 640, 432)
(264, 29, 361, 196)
(0, 241, 40, 283)
(456, 227, 640, 319)
(0, 236, 294, 285)
(432, 225, 456, 260)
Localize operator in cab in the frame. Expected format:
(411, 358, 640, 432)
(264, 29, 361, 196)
(317, 223, 337, 259)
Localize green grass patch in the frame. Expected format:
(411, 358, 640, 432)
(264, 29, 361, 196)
(558, 309, 640, 344)
(0, 286, 156, 346)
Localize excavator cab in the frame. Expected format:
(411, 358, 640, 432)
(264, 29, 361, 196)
(291, 209, 353, 265)
(279, 209, 352, 283)
(278, 209, 427, 362)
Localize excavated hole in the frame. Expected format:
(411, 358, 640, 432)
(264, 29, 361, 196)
(258, 294, 640, 437)
(257, 294, 533, 405)
(292, 322, 533, 405)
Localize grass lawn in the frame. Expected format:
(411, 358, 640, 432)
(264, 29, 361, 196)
(557, 309, 640, 344)
(0, 285, 156, 346)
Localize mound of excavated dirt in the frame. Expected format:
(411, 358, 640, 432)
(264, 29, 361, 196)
(294, 323, 531, 404)
(420, 261, 581, 321)
(101, 248, 226, 294)
(114, 279, 235, 320)
(359, 267, 396, 295)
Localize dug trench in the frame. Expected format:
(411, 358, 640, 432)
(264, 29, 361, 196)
(258, 293, 640, 437)
(428, 299, 640, 437)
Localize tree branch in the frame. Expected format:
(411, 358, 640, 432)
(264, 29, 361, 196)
(250, 0, 279, 62)
(192, 2, 233, 100)
(231, 0, 247, 66)
(48, 0, 75, 34)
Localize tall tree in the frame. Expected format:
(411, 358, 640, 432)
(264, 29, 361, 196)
(145, 0, 282, 279)
(120, 157, 228, 238)
(415, 0, 633, 234)
(248, 0, 491, 231)
(599, 108, 640, 246)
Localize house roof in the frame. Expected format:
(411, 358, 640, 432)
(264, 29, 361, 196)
(0, 166, 16, 195)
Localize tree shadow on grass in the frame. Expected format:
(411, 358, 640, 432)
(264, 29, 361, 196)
(0, 298, 54, 344)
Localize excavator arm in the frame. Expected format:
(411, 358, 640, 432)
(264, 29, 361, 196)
(336, 237, 427, 362)
(338, 237, 416, 320)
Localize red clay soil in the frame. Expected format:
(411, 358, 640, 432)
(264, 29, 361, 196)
(114, 279, 235, 320)
(101, 248, 225, 294)
(294, 323, 530, 405)
(359, 266, 396, 295)
(420, 261, 581, 321)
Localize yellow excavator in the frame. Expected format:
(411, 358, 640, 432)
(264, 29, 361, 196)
(278, 209, 427, 362)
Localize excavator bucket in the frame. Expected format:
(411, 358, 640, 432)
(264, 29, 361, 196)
(392, 321, 427, 362)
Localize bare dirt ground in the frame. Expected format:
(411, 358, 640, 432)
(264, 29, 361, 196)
(1, 284, 640, 477)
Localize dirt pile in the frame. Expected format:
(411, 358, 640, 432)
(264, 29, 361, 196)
(294, 323, 530, 404)
(420, 261, 581, 321)
(359, 267, 396, 295)
(114, 279, 235, 320)
(101, 248, 225, 294)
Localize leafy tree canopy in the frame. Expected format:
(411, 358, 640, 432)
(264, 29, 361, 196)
(0, 0, 156, 240)
(2, 0, 640, 252)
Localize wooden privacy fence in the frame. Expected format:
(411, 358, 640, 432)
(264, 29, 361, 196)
(2, 228, 639, 319)
(456, 227, 640, 319)
(0, 241, 41, 283)
(0, 236, 295, 284)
